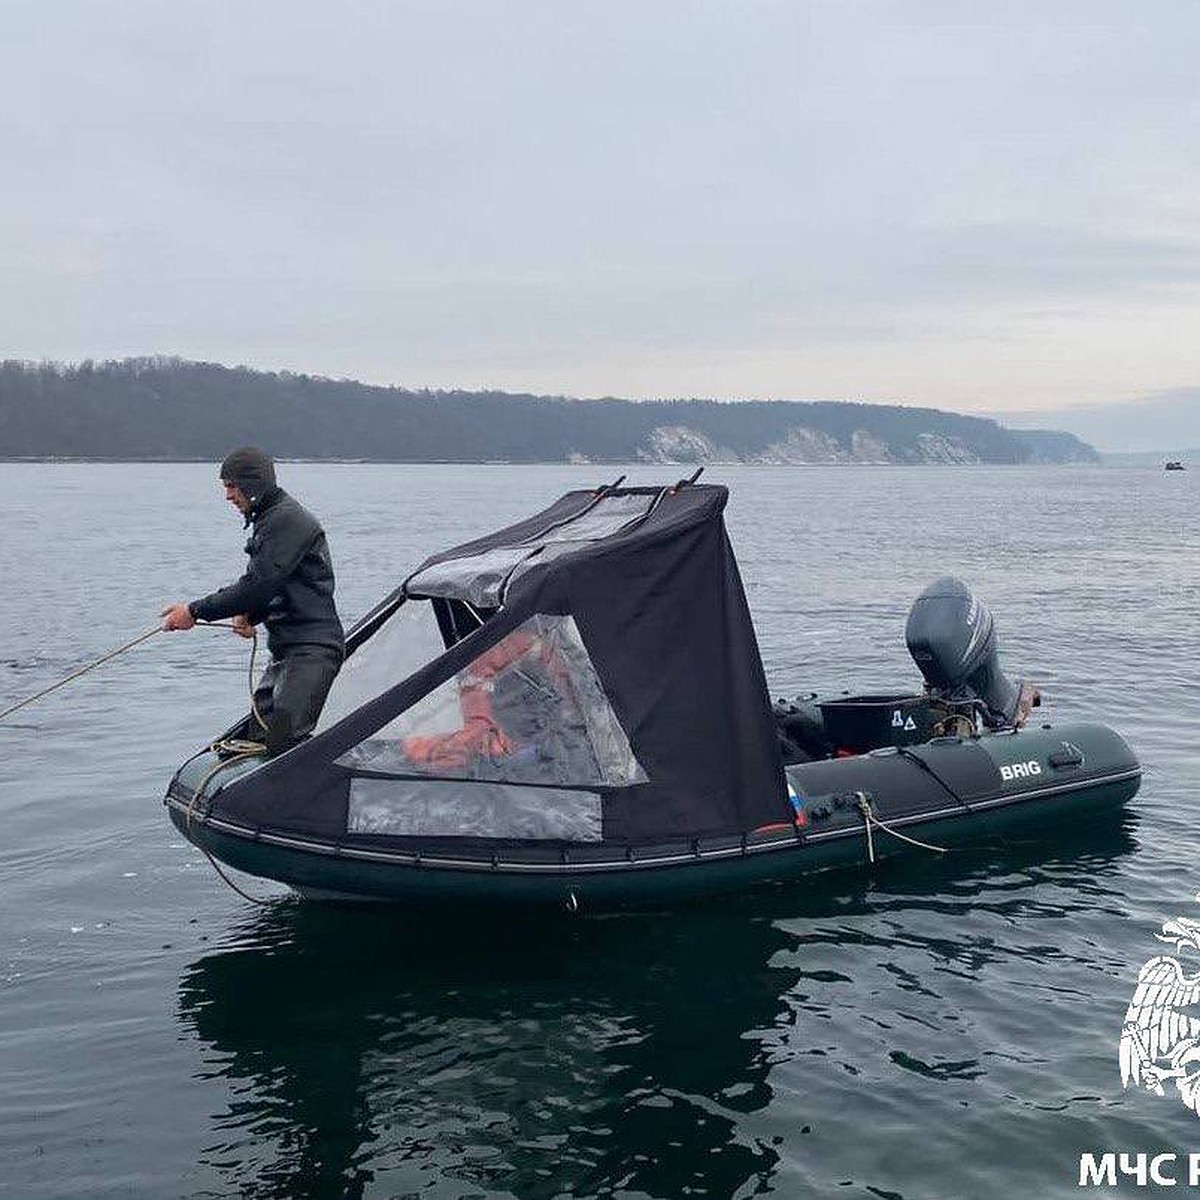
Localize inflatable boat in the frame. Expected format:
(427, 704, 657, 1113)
(165, 479, 1141, 909)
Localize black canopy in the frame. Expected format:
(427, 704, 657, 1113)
(209, 483, 790, 846)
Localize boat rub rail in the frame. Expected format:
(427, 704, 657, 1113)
(166, 764, 1140, 874)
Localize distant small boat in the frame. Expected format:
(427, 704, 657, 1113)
(1166, 461, 1186, 471)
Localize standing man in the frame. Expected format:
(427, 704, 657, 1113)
(160, 448, 345, 756)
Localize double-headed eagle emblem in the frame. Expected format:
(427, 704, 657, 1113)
(1121, 909, 1200, 1113)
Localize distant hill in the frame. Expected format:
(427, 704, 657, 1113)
(0, 358, 1099, 465)
(1007, 428, 1103, 465)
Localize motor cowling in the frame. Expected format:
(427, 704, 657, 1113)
(905, 577, 1033, 728)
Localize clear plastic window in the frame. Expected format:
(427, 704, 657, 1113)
(405, 546, 539, 608)
(336, 613, 646, 789)
(404, 493, 654, 605)
(348, 778, 602, 841)
(536, 492, 652, 542)
(315, 599, 446, 734)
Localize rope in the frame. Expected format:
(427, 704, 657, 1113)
(242, 625, 269, 734)
(186, 624, 267, 826)
(856, 791, 947, 864)
(0, 618, 252, 726)
(185, 742, 264, 828)
(0, 625, 163, 724)
(198, 845, 275, 907)
(188, 623, 276, 905)
(181, 737, 276, 909)
(0, 612, 277, 905)
(186, 731, 278, 903)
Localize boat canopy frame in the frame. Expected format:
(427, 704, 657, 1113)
(197, 481, 791, 848)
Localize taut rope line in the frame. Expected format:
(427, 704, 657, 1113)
(0, 625, 164, 724)
(0, 617, 277, 905)
(0, 620, 247, 726)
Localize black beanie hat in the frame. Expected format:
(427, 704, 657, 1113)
(219, 447, 276, 502)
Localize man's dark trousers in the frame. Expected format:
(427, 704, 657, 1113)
(252, 645, 343, 755)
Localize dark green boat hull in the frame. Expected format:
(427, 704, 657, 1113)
(166, 720, 1140, 910)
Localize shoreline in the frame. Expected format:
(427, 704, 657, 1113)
(0, 456, 1111, 467)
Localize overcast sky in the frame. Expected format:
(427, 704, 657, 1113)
(3, 1, 1199, 416)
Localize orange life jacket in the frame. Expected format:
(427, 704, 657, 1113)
(402, 629, 548, 772)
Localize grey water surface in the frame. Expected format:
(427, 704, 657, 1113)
(0, 462, 1197, 1199)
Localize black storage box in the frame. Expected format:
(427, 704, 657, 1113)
(818, 693, 936, 754)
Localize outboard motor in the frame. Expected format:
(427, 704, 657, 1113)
(905, 577, 1037, 729)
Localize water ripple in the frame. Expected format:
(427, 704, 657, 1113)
(0, 464, 1196, 1198)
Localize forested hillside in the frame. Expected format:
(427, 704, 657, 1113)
(0, 359, 1099, 464)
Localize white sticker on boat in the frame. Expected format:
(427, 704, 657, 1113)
(1120, 898, 1200, 1119)
(999, 759, 1042, 782)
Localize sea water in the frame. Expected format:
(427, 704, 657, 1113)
(0, 461, 1197, 1198)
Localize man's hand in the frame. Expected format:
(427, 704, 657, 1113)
(160, 603, 196, 632)
(231, 613, 255, 639)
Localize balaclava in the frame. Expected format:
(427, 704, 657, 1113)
(219, 447, 276, 507)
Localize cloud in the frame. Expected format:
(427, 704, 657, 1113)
(3, 1, 1200, 411)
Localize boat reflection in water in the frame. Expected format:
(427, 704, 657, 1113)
(177, 809, 1136, 1199)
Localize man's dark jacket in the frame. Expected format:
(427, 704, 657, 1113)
(189, 487, 344, 657)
